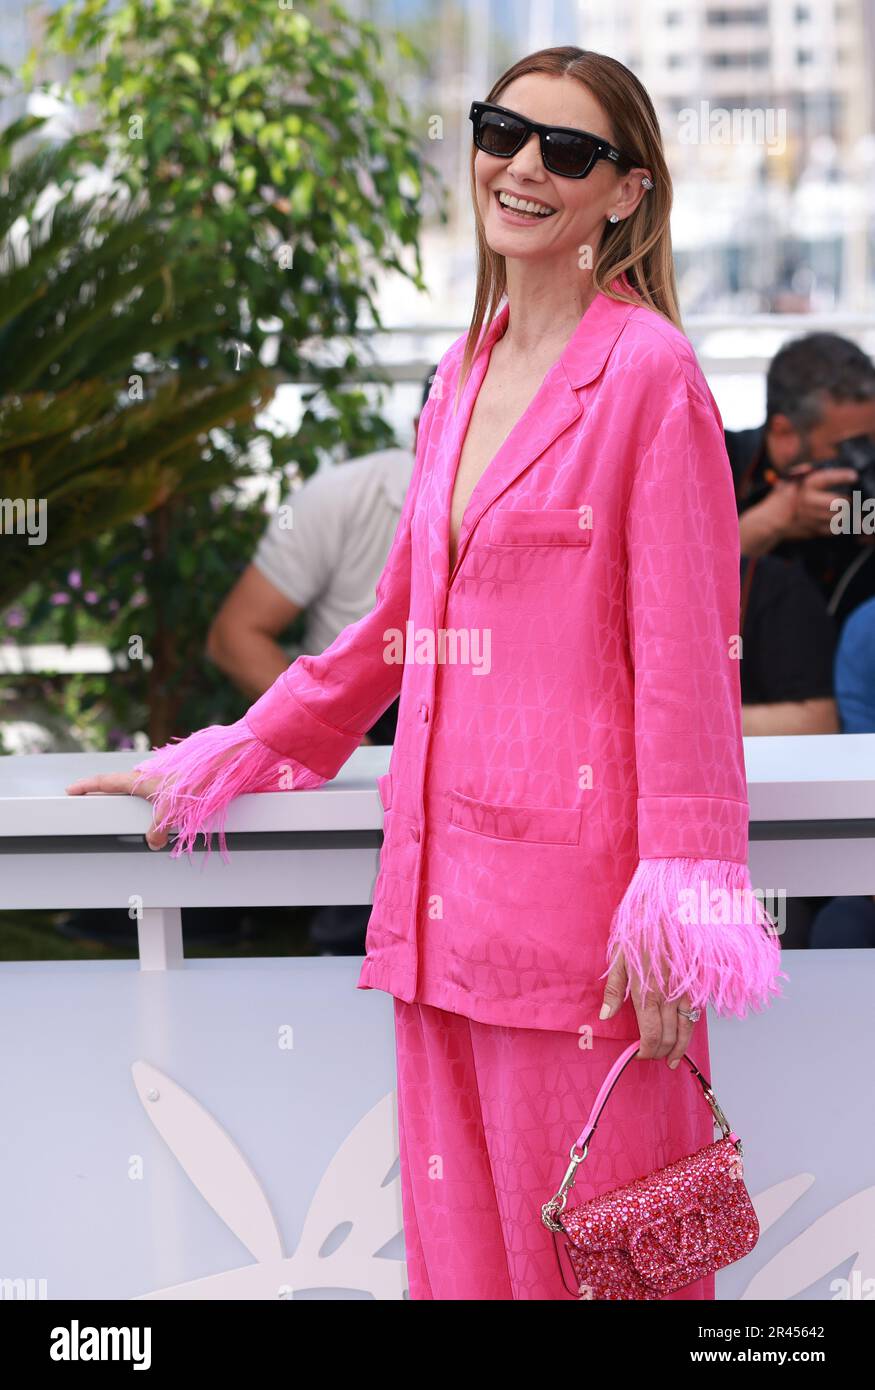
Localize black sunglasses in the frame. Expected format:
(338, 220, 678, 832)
(469, 100, 636, 180)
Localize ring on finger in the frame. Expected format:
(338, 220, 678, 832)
(678, 1007, 701, 1023)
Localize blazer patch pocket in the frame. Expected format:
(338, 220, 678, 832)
(488, 507, 593, 547)
(449, 789, 582, 846)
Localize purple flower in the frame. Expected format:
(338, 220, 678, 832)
(5, 608, 25, 628)
(84, 591, 99, 604)
(50, 593, 71, 606)
(68, 570, 82, 588)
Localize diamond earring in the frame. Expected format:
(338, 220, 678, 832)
(608, 213, 620, 223)
(641, 177, 654, 190)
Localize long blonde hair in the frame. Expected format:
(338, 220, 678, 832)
(456, 47, 680, 408)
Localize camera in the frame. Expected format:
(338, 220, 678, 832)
(808, 434, 875, 505)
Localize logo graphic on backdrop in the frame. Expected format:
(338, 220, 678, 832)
(130, 1061, 407, 1299)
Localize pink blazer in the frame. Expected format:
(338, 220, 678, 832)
(137, 282, 786, 1037)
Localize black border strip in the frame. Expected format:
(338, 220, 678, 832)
(749, 819, 875, 840)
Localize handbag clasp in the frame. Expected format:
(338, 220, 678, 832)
(702, 1083, 738, 1146)
(541, 1141, 587, 1231)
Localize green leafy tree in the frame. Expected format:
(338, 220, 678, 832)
(36, 0, 434, 410)
(0, 120, 278, 610)
(0, 115, 281, 748)
(7, 0, 443, 746)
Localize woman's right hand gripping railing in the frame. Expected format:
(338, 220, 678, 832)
(65, 714, 328, 861)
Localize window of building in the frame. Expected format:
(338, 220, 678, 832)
(708, 49, 770, 67)
(706, 6, 768, 23)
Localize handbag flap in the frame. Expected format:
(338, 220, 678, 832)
(559, 1137, 759, 1295)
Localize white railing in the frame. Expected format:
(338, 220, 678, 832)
(1, 734, 873, 965)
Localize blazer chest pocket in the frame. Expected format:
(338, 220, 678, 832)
(449, 789, 582, 846)
(487, 507, 593, 547)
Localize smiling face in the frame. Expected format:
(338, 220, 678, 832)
(474, 73, 645, 267)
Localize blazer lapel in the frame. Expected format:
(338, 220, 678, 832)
(428, 283, 640, 617)
(446, 319, 581, 588)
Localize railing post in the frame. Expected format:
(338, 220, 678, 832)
(138, 907, 184, 971)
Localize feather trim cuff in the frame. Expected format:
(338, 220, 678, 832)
(131, 714, 327, 862)
(603, 856, 787, 1018)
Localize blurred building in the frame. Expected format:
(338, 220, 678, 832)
(369, 0, 875, 432)
(2, 0, 873, 431)
(573, 0, 875, 312)
(578, 1, 873, 135)
(0, 0, 40, 127)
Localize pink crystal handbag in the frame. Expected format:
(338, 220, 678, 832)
(541, 1041, 760, 1299)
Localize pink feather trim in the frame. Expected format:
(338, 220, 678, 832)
(131, 714, 328, 862)
(602, 856, 787, 1018)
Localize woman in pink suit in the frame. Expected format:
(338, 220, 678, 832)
(68, 47, 785, 1300)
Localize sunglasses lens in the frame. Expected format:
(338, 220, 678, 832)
(476, 107, 527, 157)
(543, 130, 599, 177)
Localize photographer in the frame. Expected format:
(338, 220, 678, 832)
(728, 333, 875, 634)
(730, 334, 875, 950)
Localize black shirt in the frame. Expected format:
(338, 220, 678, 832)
(726, 424, 875, 633)
(365, 699, 399, 745)
(740, 553, 836, 705)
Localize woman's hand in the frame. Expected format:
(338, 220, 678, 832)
(66, 742, 245, 852)
(599, 948, 697, 1069)
(65, 770, 171, 851)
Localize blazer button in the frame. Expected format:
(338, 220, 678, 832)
(410, 825, 420, 842)
(419, 702, 429, 723)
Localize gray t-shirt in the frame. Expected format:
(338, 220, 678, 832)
(253, 447, 415, 656)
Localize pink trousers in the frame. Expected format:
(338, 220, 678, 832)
(393, 997, 716, 1300)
